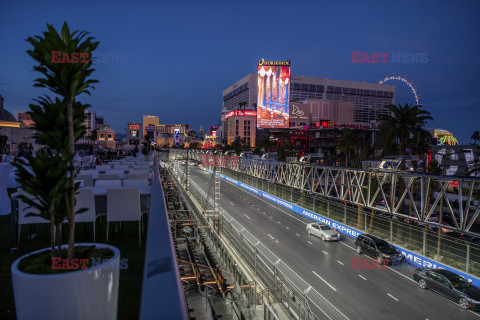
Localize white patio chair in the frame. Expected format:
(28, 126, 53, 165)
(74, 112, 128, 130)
(128, 170, 148, 176)
(113, 165, 129, 171)
(106, 188, 145, 246)
(105, 170, 124, 176)
(75, 174, 94, 187)
(123, 179, 149, 186)
(98, 174, 120, 180)
(15, 189, 49, 248)
(132, 165, 148, 171)
(79, 169, 99, 180)
(125, 173, 148, 180)
(95, 164, 112, 172)
(74, 180, 85, 187)
(73, 188, 98, 242)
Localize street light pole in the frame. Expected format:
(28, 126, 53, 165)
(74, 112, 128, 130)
(433, 148, 469, 258)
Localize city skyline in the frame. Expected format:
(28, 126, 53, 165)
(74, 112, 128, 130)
(1, 0, 479, 143)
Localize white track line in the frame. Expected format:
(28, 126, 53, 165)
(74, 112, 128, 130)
(296, 233, 300, 236)
(308, 241, 313, 244)
(312, 271, 337, 292)
(358, 275, 367, 280)
(387, 293, 399, 301)
(337, 261, 344, 265)
(244, 214, 251, 220)
(268, 234, 275, 240)
(340, 242, 355, 250)
(286, 227, 290, 230)
(229, 201, 234, 206)
(385, 266, 416, 283)
(322, 250, 328, 255)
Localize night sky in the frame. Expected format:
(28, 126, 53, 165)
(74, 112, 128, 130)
(1, 0, 479, 143)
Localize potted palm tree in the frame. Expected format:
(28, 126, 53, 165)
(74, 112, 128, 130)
(10, 23, 120, 320)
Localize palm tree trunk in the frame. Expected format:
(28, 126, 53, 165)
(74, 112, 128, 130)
(368, 211, 374, 233)
(357, 205, 364, 230)
(67, 100, 75, 261)
(56, 223, 62, 255)
(49, 205, 56, 256)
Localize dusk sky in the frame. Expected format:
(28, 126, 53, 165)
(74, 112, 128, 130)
(1, 0, 479, 143)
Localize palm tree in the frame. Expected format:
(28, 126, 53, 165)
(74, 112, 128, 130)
(472, 130, 480, 145)
(256, 133, 274, 153)
(337, 128, 357, 166)
(26, 22, 99, 261)
(377, 104, 432, 243)
(378, 104, 432, 155)
(87, 129, 98, 142)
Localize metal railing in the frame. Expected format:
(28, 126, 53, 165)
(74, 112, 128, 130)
(139, 153, 188, 319)
(170, 149, 480, 236)
(220, 167, 480, 278)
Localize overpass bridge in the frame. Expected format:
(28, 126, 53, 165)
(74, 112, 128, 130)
(170, 149, 480, 236)
(167, 154, 480, 320)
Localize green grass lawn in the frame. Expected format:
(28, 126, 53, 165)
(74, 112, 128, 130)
(0, 211, 146, 319)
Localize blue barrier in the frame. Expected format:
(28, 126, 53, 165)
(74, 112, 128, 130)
(207, 169, 480, 287)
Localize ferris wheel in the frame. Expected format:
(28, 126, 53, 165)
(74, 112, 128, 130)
(379, 73, 420, 106)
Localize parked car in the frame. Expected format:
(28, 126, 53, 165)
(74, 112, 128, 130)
(354, 234, 402, 265)
(413, 268, 480, 310)
(306, 223, 341, 241)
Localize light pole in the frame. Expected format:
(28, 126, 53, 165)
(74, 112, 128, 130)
(431, 148, 469, 258)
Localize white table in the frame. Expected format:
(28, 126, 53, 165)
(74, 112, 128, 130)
(0, 163, 13, 215)
(87, 186, 151, 196)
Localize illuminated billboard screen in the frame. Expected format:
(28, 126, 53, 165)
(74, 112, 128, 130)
(128, 124, 140, 130)
(174, 128, 180, 145)
(257, 59, 290, 128)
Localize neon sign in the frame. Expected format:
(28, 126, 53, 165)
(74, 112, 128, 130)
(226, 110, 257, 119)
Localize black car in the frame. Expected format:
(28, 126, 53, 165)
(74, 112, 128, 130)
(413, 268, 480, 310)
(354, 234, 402, 265)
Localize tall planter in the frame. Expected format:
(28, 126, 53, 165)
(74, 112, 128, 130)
(11, 243, 120, 320)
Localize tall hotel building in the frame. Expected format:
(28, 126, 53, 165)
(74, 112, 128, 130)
(221, 74, 395, 140)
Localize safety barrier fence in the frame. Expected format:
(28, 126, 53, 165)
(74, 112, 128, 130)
(173, 163, 350, 320)
(209, 166, 480, 287)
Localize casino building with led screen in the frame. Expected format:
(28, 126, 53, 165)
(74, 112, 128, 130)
(220, 62, 395, 141)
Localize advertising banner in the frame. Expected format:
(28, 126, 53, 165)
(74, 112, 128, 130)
(225, 110, 257, 119)
(174, 128, 180, 146)
(257, 59, 290, 128)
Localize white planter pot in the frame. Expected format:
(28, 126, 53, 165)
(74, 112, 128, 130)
(11, 243, 120, 320)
